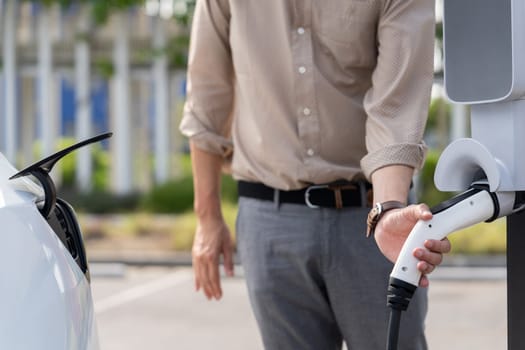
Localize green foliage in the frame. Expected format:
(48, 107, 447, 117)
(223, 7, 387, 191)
(63, 190, 141, 213)
(26, 0, 74, 7)
(177, 153, 193, 174)
(92, 149, 111, 190)
(220, 175, 238, 204)
(57, 138, 110, 191)
(27, 0, 193, 27)
(141, 176, 194, 213)
(172, 0, 195, 26)
(20, 0, 56, 7)
(54, 137, 129, 214)
(417, 149, 454, 207)
(55, 150, 236, 214)
(435, 21, 443, 43)
(91, 0, 145, 25)
(140, 173, 237, 214)
(93, 58, 115, 80)
(424, 97, 454, 152)
(426, 98, 450, 134)
(449, 219, 507, 255)
(139, 153, 237, 213)
(26, 0, 145, 24)
(167, 35, 191, 69)
(56, 138, 77, 187)
(171, 202, 237, 251)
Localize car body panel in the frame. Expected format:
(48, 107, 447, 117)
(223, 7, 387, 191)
(0, 153, 99, 349)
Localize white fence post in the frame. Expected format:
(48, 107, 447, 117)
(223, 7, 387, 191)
(111, 11, 133, 194)
(153, 15, 170, 184)
(3, 0, 18, 163)
(75, 5, 93, 192)
(37, 4, 56, 157)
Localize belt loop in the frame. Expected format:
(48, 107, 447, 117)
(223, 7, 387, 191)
(334, 188, 343, 209)
(358, 181, 368, 208)
(273, 189, 281, 209)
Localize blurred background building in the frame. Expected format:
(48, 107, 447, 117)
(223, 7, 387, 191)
(0, 0, 469, 201)
(0, 0, 192, 195)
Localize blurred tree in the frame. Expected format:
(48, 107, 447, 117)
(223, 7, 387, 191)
(23, 0, 146, 24)
(425, 97, 451, 150)
(24, 0, 196, 69)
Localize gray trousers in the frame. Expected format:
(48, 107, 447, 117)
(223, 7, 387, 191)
(236, 197, 428, 350)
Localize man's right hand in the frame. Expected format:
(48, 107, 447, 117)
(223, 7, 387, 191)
(192, 217, 235, 300)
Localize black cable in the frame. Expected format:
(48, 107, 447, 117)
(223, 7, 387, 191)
(386, 277, 417, 350)
(387, 308, 402, 350)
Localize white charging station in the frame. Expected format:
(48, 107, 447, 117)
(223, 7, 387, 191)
(438, 1, 525, 348)
(382, 2, 525, 348)
(435, 0, 525, 192)
(381, 2, 525, 349)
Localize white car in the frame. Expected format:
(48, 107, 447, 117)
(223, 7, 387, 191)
(0, 133, 111, 349)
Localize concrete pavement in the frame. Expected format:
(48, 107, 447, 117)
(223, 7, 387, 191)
(90, 265, 508, 350)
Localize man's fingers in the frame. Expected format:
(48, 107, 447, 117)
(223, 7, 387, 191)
(193, 258, 200, 291)
(417, 260, 435, 275)
(425, 238, 452, 254)
(191, 222, 234, 300)
(203, 255, 222, 299)
(414, 203, 432, 220)
(398, 204, 432, 225)
(198, 260, 213, 299)
(223, 244, 235, 277)
(413, 238, 452, 268)
(195, 276, 201, 292)
(194, 254, 216, 300)
(414, 247, 443, 266)
(419, 274, 430, 288)
(208, 261, 223, 300)
(200, 247, 233, 300)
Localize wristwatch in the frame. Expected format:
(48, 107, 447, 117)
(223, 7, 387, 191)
(366, 201, 406, 237)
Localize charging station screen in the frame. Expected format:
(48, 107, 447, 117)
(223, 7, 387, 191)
(444, 0, 513, 103)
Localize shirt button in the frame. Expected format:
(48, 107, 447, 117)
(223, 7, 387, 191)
(297, 27, 305, 35)
(307, 149, 315, 156)
(298, 66, 306, 74)
(303, 108, 311, 116)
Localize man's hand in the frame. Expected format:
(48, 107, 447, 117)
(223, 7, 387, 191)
(188, 142, 234, 300)
(374, 204, 452, 288)
(192, 218, 234, 300)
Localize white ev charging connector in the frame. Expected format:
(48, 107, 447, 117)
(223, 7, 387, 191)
(391, 186, 515, 287)
(385, 185, 520, 350)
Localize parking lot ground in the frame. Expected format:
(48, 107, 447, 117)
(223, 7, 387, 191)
(91, 266, 507, 350)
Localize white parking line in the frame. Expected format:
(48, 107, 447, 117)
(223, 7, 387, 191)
(94, 269, 193, 314)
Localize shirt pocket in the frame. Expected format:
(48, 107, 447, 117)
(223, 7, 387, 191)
(316, 0, 378, 47)
(315, 0, 379, 67)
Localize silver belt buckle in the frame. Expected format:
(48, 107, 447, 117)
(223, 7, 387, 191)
(304, 185, 329, 209)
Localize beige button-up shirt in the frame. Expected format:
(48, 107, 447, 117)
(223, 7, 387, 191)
(180, 0, 435, 190)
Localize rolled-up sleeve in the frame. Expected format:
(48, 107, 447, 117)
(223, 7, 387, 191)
(360, 0, 435, 179)
(179, 0, 234, 158)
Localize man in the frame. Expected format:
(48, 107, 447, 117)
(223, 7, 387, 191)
(180, 0, 450, 349)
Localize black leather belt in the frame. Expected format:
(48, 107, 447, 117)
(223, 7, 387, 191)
(238, 180, 373, 209)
